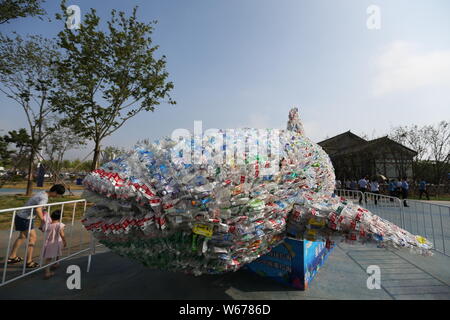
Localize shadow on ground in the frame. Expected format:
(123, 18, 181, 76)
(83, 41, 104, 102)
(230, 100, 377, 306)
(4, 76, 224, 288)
(1, 243, 449, 300)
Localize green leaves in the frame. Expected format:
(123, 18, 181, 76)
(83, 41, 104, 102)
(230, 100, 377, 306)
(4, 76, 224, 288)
(0, 0, 46, 24)
(52, 5, 175, 169)
(0, 136, 13, 166)
(4, 128, 32, 150)
(0, 33, 61, 147)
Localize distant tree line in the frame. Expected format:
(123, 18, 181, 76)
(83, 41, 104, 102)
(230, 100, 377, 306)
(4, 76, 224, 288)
(389, 121, 450, 188)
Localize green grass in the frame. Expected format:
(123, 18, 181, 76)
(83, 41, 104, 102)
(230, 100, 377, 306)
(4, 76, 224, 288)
(0, 180, 84, 190)
(0, 195, 91, 230)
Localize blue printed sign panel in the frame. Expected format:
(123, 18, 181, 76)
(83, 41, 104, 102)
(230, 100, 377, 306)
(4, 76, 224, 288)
(303, 240, 330, 287)
(246, 238, 333, 290)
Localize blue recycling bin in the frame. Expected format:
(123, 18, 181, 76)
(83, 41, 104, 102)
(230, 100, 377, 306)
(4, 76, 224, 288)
(246, 238, 334, 290)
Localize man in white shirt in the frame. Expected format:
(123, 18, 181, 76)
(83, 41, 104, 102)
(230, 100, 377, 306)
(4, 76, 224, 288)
(370, 179, 380, 205)
(358, 176, 368, 204)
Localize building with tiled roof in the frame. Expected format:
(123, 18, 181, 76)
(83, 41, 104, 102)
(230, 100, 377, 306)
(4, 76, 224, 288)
(318, 131, 417, 181)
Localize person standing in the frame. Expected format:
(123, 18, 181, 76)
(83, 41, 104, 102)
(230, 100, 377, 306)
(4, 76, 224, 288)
(345, 180, 351, 190)
(42, 210, 67, 279)
(418, 179, 430, 200)
(396, 179, 402, 198)
(388, 179, 396, 201)
(370, 178, 380, 205)
(388, 179, 395, 197)
(358, 176, 368, 204)
(7, 184, 66, 268)
(401, 178, 409, 207)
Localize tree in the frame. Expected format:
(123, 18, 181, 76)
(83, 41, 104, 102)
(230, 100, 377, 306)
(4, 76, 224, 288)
(78, 160, 92, 172)
(389, 125, 429, 180)
(390, 121, 450, 189)
(425, 121, 450, 194)
(0, 0, 46, 24)
(41, 119, 86, 182)
(389, 125, 429, 161)
(52, 3, 175, 171)
(2, 129, 33, 182)
(4, 128, 32, 156)
(0, 135, 13, 166)
(0, 34, 61, 195)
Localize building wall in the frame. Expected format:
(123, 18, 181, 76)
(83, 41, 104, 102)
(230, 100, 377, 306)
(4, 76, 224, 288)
(375, 160, 413, 180)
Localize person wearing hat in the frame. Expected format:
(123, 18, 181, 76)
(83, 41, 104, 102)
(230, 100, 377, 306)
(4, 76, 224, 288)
(7, 184, 66, 269)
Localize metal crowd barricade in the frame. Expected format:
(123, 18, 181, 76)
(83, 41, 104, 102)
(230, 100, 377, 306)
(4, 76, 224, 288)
(334, 189, 364, 203)
(362, 193, 449, 257)
(0, 199, 96, 287)
(400, 199, 449, 257)
(362, 192, 405, 229)
(336, 189, 449, 257)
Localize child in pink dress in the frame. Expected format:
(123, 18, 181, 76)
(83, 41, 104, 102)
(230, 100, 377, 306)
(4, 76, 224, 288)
(42, 210, 67, 279)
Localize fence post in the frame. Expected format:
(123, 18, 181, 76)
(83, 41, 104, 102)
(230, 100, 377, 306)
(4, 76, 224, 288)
(439, 206, 446, 255)
(39, 204, 51, 268)
(86, 233, 95, 273)
(22, 208, 35, 275)
(398, 198, 405, 229)
(2, 211, 17, 284)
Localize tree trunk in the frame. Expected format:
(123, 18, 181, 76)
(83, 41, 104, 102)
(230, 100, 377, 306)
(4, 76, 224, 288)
(25, 148, 36, 196)
(91, 141, 101, 171)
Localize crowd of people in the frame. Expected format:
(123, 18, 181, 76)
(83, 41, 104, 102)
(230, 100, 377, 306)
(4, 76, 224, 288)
(335, 177, 431, 207)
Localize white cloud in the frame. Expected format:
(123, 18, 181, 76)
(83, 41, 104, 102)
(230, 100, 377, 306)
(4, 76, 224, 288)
(372, 41, 450, 96)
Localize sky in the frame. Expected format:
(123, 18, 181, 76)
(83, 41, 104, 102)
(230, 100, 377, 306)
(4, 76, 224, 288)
(0, 0, 449, 160)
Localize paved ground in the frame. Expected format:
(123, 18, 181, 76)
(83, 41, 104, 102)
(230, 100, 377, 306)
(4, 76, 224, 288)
(0, 221, 92, 284)
(346, 196, 450, 256)
(418, 201, 450, 206)
(1, 196, 449, 300)
(1, 241, 449, 300)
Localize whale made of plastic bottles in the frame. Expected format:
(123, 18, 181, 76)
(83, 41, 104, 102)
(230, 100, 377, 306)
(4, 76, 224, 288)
(81, 108, 432, 275)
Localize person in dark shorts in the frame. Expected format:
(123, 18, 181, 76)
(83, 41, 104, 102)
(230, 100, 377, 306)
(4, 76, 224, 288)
(419, 179, 430, 200)
(7, 184, 66, 268)
(369, 177, 380, 205)
(358, 176, 368, 204)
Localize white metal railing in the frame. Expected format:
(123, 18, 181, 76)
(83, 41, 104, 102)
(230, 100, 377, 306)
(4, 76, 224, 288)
(0, 199, 96, 287)
(334, 189, 364, 202)
(363, 192, 405, 229)
(397, 199, 449, 257)
(335, 189, 450, 257)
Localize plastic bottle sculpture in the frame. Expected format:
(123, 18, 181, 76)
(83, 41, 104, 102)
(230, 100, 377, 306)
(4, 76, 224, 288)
(82, 108, 432, 275)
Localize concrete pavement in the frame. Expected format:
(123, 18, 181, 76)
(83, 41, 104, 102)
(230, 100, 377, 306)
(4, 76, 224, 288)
(1, 196, 449, 300)
(1, 241, 449, 300)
